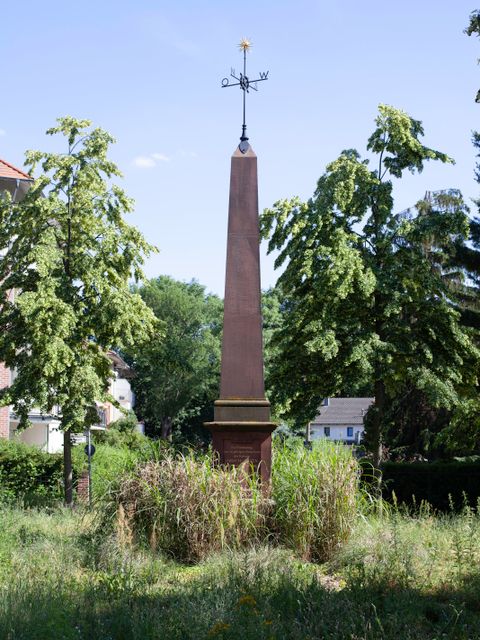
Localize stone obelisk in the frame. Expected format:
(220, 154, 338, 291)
(206, 40, 275, 481)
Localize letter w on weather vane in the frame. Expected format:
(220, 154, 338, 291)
(221, 39, 269, 153)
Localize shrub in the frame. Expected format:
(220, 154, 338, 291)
(72, 441, 149, 502)
(110, 452, 270, 563)
(108, 410, 139, 432)
(93, 428, 146, 449)
(271, 439, 360, 562)
(92, 411, 145, 449)
(0, 439, 63, 506)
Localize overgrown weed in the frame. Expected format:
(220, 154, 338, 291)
(272, 439, 360, 561)
(102, 441, 360, 563)
(104, 451, 270, 562)
(2, 505, 480, 638)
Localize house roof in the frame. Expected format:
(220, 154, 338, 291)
(0, 158, 33, 202)
(107, 350, 132, 377)
(311, 397, 374, 425)
(0, 158, 32, 181)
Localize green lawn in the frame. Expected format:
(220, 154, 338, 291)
(1, 505, 480, 639)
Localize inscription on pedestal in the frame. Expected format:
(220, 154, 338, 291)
(224, 441, 260, 466)
(209, 426, 274, 481)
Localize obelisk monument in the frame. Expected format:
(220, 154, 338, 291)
(206, 40, 275, 481)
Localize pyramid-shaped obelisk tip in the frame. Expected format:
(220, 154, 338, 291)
(220, 38, 269, 154)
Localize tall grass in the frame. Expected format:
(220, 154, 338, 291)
(110, 452, 270, 562)
(104, 441, 360, 564)
(334, 499, 480, 594)
(272, 439, 360, 561)
(72, 437, 168, 503)
(2, 505, 480, 639)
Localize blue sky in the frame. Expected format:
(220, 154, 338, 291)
(1, 0, 479, 295)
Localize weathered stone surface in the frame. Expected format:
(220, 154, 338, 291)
(209, 421, 275, 482)
(206, 144, 275, 480)
(220, 146, 264, 399)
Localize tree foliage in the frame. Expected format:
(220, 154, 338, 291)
(465, 9, 480, 102)
(261, 105, 480, 463)
(431, 13, 480, 452)
(130, 276, 222, 440)
(0, 117, 158, 503)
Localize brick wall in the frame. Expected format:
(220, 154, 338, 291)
(0, 362, 10, 438)
(76, 470, 90, 503)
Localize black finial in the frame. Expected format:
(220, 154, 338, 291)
(221, 39, 269, 153)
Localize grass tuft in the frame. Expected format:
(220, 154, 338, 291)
(108, 451, 270, 562)
(271, 439, 360, 561)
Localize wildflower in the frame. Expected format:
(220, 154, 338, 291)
(264, 620, 273, 625)
(207, 621, 231, 637)
(237, 594, 257, 607)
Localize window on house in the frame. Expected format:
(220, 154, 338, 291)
(347, 427, 353, 438)
(97, 408, 107, 428)
(324, 427, 330, 437)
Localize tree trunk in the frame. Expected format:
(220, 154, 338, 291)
(372, 281, 386, 472)
(372, 378, 385, 468)
(372, 244, 386, 492)
(63, 429, 73, 507)
(160, 416, 172, 440)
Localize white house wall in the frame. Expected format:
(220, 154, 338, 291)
(310, 424, 363, 444)
(11, 420, 63, 453)
(107, 375, 134, 423)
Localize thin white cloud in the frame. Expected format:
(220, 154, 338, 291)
(0, 129, 6, 137)
(133, 152, 171, 169)
(133, 156, 156, 169)
(152, 152, 170, 162)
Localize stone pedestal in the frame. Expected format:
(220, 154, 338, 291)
(210, 399, 275, 481)
(206, 143, 275, 480)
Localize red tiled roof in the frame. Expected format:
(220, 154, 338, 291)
(0, 158, 32, 181)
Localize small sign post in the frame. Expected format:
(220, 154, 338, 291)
(84, 431, 95, 508)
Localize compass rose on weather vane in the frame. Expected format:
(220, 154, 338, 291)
(221, 39, 269, 153)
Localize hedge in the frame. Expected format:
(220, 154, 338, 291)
(0, 439, 63, 506)
(373, 461, 480, 511)
(0, 432, 155, 507)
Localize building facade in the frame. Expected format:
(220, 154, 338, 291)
(7, 351, 135, 453)
(307, 397, 374, 445)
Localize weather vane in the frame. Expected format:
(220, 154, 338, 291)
(221, 39, 269, 153)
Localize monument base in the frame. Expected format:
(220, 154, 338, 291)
(205, 400, 276, 482)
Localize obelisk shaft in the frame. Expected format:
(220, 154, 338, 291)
(220, 145, 265, 399)
(206, 143, 275, 481)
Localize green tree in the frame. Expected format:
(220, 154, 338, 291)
(261, 105, 479, 465)
(425, 13, 480, 454)
(445, 135, 480, 335)
(465, 9, 480, 103)
(382, 190, 480, 459)
(428, 15, 480, 453)
(262, 287, 283, 383)
(0, 118, 158, 505)
(131, 276, 222, 440)
(460, 10, 480, 332)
